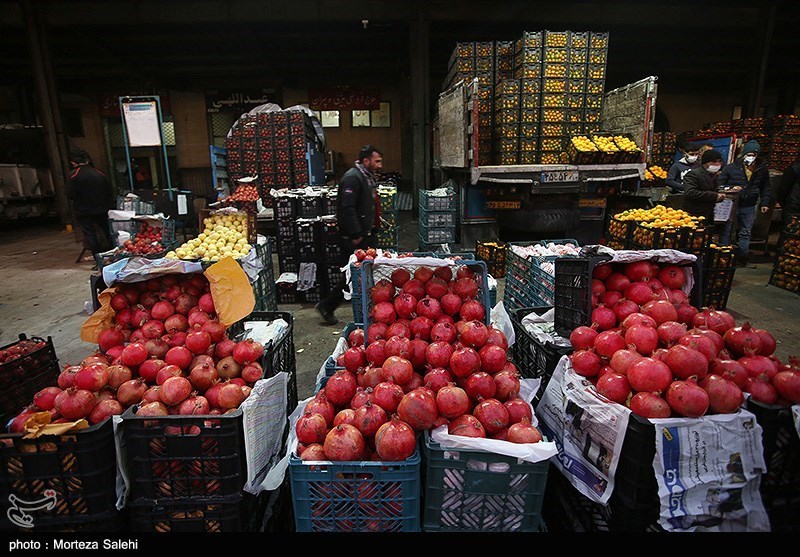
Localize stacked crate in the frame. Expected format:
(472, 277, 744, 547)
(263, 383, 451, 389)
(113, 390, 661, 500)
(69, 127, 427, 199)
(376, 183, 399, 250)
(225, 109, 323, 204)
(419, 189, 458, 251)
(768, 114, 800, 171)
(769, 216, 800, 295)
(494, 79, 522, 165)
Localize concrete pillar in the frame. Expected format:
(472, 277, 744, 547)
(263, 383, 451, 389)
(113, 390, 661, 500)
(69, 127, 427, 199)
(410, 17, 430, 219)
(21, 0, 71, 225)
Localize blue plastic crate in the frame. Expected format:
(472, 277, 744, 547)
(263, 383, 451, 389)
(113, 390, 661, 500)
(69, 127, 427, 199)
(419, 188, 457, 212)
(289, 451, 421, 532)
(419, 206, 457, 228)
(419, 224, 456, 244)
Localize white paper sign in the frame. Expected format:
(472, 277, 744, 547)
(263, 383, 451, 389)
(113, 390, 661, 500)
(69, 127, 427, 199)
(122, 101, 162, 147)
(241, 373, 288, 494)
(714, 199, 734, 222)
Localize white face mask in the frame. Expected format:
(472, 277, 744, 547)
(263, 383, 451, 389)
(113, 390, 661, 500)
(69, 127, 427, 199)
(685, 155, 698, 163)
(744, 155, 756, 165)
(706, 164, 722, 173)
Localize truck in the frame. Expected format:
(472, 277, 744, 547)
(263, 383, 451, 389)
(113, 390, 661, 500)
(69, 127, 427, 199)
(433, 76, 658, 247)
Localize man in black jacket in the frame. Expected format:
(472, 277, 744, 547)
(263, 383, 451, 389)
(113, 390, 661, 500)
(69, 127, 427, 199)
(665, 142, 701, 193)
(776, 160, 800, 227)
(683, 149, 727, 223)
(66, 149, 114, 257)
(315, 145, 383, 325)
(718, 140, 771, 265)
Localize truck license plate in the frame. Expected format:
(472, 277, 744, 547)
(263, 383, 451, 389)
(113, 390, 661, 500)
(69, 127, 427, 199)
(486, 200, 521, 210)
(541, 170, 579, 183)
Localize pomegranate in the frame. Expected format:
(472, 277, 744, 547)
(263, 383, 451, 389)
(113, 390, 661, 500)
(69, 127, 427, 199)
(382, 356, 414, 385)
(591, 306, 616, 331)
(571, 349, 602, 377)
(754, 328, 776, 357)
(473, 398, 509, 434)
(141, 386, 161, 404)
(137, 359, 164, 383)
(393, 293, 417, 319)
(464, 371, 496, 402)
(570, 326, 598, 350)
(367, 323, 389, 343)
(710, 359, 749, 388)
(361, 366, 385, 390)
(117, 377, 147, 407)
(54, 388, 96, 420)
(596, 372, 631, 404)
(699, 375, 744, 414)
(657, 321, 688, 347)
(165, 346, 193, 370)
(179, 395, 211, 416)
(232, 339, 264, 365)
(374, 417, 417, 461)
(440, 292, 463, 316)
(409, 316, 434, 341)
(217, 382, 245, 410)
(144, 338, 169, 359)
(121, 343, 149, 368)
(353, 401, 388, 438)
(594, 330, 626, 359)
(666, 379, 709, 418)
(693, 309, 736, 336)
(624, 260, 655, 282)
(98, 327, 124, 353)
(627, 358, 672, 393)
(723, 323, 762, 358)
(416, 297, 442, 321)
(74, 364, 110, 392)
(188, 311, 211, 329)
(486, 328, 509, 350)
(609, 349, 642, 375)
(613, 298, 641, 323)
(746, 377, 779, 405)
(349, 387, 371, 409)
(450, 347, 481, 378)
(678, 333, 716, 362)
(773, 371, 800, 404)
(305, 392, 335, 426)
(665, 345, 709, 380)
(622, 313, 657, 330)
(435, 384, 470, 419)
(507, 417, 543, 444)
(323, 424, 365, 461)
(371, 381, 405, 413)
(391, 268, 411, 287)
(504, 397, 533, 424)
(600, 290, 623, 308)
(159, 376, 192, 406)
(325, 370, 358, 407)
(739, 355, 775, 380)
(89, 399, 124, 424)
(625, 282, 655, 306)
(641, 300, 678, 325)
(33, 387, 62, 411)
(460, 300, 486, 323)
(385, 335, 412, 359)
(624, 325, 659, 356)
(676, 304, 699, 326)
(430, 321, 457, 343)
(343, 347, 367, 373)
(493, 370, 520, 401)
(334, 408, 357, 427)
(629, 392, 672, 418)
(296, 411, 328, 444)
(402, 278, 426, 300)
(370, 279, 396, 303)
(460, 321, 489, 349)
(397, 388, 439, 430)
(448, 414, 485, 438)
(479, 344, 507, 374)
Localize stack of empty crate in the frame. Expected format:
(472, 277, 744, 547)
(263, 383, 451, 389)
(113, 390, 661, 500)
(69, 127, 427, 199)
(377, 183, 398, 250)
(419, 188, 457, 251)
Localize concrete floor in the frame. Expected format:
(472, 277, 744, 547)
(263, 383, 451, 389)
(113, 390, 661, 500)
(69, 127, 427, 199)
(1, 214, 798, 405)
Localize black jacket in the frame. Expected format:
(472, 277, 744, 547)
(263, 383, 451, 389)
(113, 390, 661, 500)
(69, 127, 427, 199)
(718, 156, 771, 207)
(66, 165, 114, 216)
(776, 162, 800, 215)
(682, 166, 720, 221)
(665, 157, 699, 193)
(336, 167, 375, 239)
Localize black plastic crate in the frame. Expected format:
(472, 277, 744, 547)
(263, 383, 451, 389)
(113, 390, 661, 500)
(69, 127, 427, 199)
(278, 255, 298, 275)
(553, 255, 702, 338)
(121, 406, 247, 500)
(701, 267, 736, 310)
(319, 218, 339, 243)
(298, 196, 323, 219)
(0, 419, 118, 530)
(277, 282, 299, 304)
(297, 241, 319, 263)
(322, 192, 337, 216)
(129, 494, 260, 533)
(229, 311, 297, 412)
(510, 307, 573, 397)
(422, 431, 548, 532)
(0, 334, 60, 425)
(296, 220, 318, 243)
(322, 241, 343, 262)
(276, 217, 295, 240)
(301, 286, 322, 304)
(476, 241, 507, 278)
(276, 238, 296, 258)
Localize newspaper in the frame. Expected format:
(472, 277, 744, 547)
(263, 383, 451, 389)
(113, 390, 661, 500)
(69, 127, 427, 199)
(794, 405, 800, 440)
(650, 411, 770, 531)
(296, 262, 317, 291)
(537, 356, 630, 504)
(520, 307, 571, 349)
(241, 373, 288, 494)
(714, 199, 735, 223)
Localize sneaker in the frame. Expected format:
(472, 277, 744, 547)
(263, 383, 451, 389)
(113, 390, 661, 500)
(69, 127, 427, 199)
(315, 304, 338, 325)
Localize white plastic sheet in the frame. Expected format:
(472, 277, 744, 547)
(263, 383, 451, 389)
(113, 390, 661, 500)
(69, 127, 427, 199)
(102, 257, 203, 286)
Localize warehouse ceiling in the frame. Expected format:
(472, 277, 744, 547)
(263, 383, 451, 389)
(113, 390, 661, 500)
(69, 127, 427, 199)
(0, 0, 798, 103)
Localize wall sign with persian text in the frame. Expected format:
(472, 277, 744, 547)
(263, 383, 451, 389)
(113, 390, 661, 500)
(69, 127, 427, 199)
(309, 87, 380, 110)
(206, 90, 278, 113)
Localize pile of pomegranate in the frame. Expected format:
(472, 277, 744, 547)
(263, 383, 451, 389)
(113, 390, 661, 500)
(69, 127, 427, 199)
(7, 273, 264, 433)
(120, 222, 167, 256)
(568, 259, 800, 419)
(0, 338, 48, 366)
(296, 263, 543, 463)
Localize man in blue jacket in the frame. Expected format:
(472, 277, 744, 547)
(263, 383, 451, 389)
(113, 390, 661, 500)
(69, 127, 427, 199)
(718, 140, 771, 266)
(665, 142, 701, 193)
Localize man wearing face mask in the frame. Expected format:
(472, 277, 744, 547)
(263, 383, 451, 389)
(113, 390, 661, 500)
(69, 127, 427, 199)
(682, 149, 727, 223)
(665, 142, 701, 193)
(717, 140, 771, 266)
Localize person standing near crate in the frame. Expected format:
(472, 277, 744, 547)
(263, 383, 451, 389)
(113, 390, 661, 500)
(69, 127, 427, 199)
(717, 140, 771, 266)
(776, 158, 800, 227)
(665, 142, 701, 193)
(315, 145, 383, 325)
(66, 149, 114, 258)
(682, 149, 728, 224)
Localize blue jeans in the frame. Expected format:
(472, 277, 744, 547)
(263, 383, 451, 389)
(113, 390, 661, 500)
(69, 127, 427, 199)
(719, 205, 757, 256)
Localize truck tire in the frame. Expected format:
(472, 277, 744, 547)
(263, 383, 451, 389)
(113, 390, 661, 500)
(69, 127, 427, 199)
(500, 207, 579, 235)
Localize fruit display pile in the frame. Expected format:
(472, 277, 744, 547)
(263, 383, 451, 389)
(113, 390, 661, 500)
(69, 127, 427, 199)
(297, 263, 542, 463)
(225, 184, 260, 203)
(644, 165, 667, 181)
(167, 212, 252, 262)
(8, 273, 264, 432)
(770, 216, 800, 294)
(0, 338, 47, 366)
(118, 222, 169, 257)
(615, 205, 702, 228)
(567, 259, 800, 419)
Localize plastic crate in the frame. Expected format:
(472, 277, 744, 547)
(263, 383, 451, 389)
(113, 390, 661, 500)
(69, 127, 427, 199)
(278, 255, 298, 274)
(0, 335, 60, 425)
(605, 216, 634, 246)
(296, 220, 318, 243)
(422, 431, 549, 532)
(301, 286, 322, 304)
(476, 241, 507, 279)
(129, 493, 266, 532)
(274, 195, 297, 219)
(298, 196, 323, 219)
(289, 450, 421, 532)
(630, 223, 713, 255)
(319, 218, 339, 243)
(746, 398, 800, 532)
(360, 259, 491, 337)
(108, 217, 137, 239)
(0, 419, 118, 530)
(419, 207, 456, 228)
(277, 282, 299, 303)
(253, 266, 278, 312)
(419, 189, 457, 212)
(701, 247, 736, 310)
(553, 255, 702, 338)
(510, 307, 573, 393)
(228, 311, 297, 412)
(419, 225, 456, 244)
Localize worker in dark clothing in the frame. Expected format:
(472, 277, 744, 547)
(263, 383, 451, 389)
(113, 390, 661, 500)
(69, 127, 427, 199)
(682, 149, 727, 224)
(315, 145, 383, 325)
(776, 159, 800, 227)
(717, 140, 771, 265)
(66, 149, 114, 256)
(665, 142, 701, 193)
